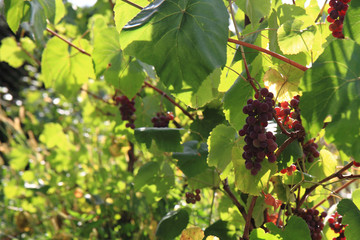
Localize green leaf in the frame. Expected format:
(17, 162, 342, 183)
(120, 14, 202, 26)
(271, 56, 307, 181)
(92, 26, 145, 98)
(352, 189, 360, 209)
(39, 123, 73, 150)
(38, 0, 55, 23)
(54, 0, 65, 24)
(4, 0, 26, 33)
(29, 0, 47, 42)
(113, 0, 149, 33)
(237, 0, 271, 27)
(134, 127, 183, 152)
(8, 145, 31, 171)
(120, 0, 228, 92)
(207, 124, 236, 172)
(223, 78, 254, 129)
(204, 220, 233, 240)
(134, 161, 160, 191)
(188, 167, 220, 189)
(337, 199, 360, 240)
(232, 146, 277, 196)
(300, 39, 360, 160)
(275, 132, 302, 170)
(156, 209, 189, 240)
(41, 37, 94, 98)
(344, 0, 360, 45)
(308, 149, 337, 180)
(0, 37, 35, 68)
(250, 228, 281, 240)
(277, 19, 316, 55)
(172, 141, 208, 178)
(266, 216, 311, 240)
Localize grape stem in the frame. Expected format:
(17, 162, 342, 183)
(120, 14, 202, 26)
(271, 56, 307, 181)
(127, 141, 137, 173)
(80, 88, 113, 105)
(121, 0, 143, 10)
(227, 38, 308, 72)
(297, 161, 354, 208)
(242, 196, 257, 240)
(143, 81, 195, 120)
(312, 179, 357, 209)
(222, 178, 248, 222)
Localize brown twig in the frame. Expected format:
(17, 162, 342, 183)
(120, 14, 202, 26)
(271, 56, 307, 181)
(297, 161, 354, 208)
(222, 178, 248, 221)
(122, 0, 143, 10)
(143, 81, 194, 120)
(312, 179, 358, 209)
(228, 38, 308, 72)
(243, 196, 258, 240)
(80, 88, 113, 105)
(46, 28, 91, 57)
(315, 0, 329, 22)
(17, 41, 41, 66)
(127, 141, 137, 173)
(275, 137, 297, 158)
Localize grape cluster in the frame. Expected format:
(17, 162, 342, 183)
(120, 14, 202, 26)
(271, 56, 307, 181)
(115, 96, 136, 129)
(303, 139, 320, 163)
(327, 0, 351, 38)
(292, 208, 327, 240)
(328, 212, 347, 240)
(185, 189, 201, 204)
(238, 88, 277, 175)
(275, 95, 303, 133)
(280, 164, 297, 176)
(151, 112, 174, 128)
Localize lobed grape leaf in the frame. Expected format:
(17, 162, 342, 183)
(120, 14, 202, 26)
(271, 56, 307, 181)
(207, 124, 237, 172)
(266, 216, 311, 240)
(232, 147, 277, 196)
(120, 0, 228, 92)
(0, 37, 36, 68)
(29, 0, 47, 42)
(344, 0, 360, 45)
(4, 0, 27, 33)
(41, 37, 95, 99)
(300, 39, 360, 160)
(8, 145, 31, 171)
(156, 209, 189, 240)
(133, 161, 160, 191)
(308, 149, 337, 181)
(134, 127, 183, 152)
(172, 141, 208, 178)
(277, 19, 316, 55)
(249, 228, 280, 240)
(223, 78, 254, 130)
(337, 199, 360, 240)
(236, 0, 271, 27)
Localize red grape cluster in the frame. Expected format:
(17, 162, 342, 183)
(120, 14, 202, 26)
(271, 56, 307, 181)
(280, 164, 297, 176)
(327, 0, 351, 38)
(185, 189, 201, 204)
(328, 212, 347, 240)
(115, 96, 136, 129)
(292, 208, 327, 240)
(151, 112, 174, 128)
(303, 139, 320, 163)
(238, 88, 277, 175)
(275, 95, 302, 133)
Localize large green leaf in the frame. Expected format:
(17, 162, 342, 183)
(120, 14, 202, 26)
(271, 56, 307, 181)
(4, 0, 27, 33)
(266, 216, 311, 240)
(300, 39, 360, 160)
(92, 26, 145, 98)
(172, 141, 209, 178)
(156, 209, 189, 240)
(29, 0, 47, 42)
(344, 0, 360, 45)
(133, 161, 160, 191)
(232, 147, 277, 196)
(38, 0, 55, 23)
(41, 37, 95, 98)
(0, 37, 35, 68)
(113, 0, 149, 33)
(134, 127, 183, 152)
(223, 77, 254, 130)
(236, 0, 271, 27)
(277, 19, 316, 55)
(120, 0, 228, 92)
(39, 123, 74, 150)
(8, 145, 31, 171)
(337, 199, 360, 240)
(249, 228, 280, 240)
(207, 124, 236, 172)
(204, 220, 233, 240)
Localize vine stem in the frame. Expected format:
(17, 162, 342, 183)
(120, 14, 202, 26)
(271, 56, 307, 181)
(80, 88, 113, 105)
(143, 81, 194, 120)
(297, 161, 354, 208)
(122, 0, 143, 10)
(46, 28, 91, 57)
(242, 196, 257, 240)
(228, 38, 308, 72)
(222, 178, 248, 221)
(312, 179, 357, 209)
